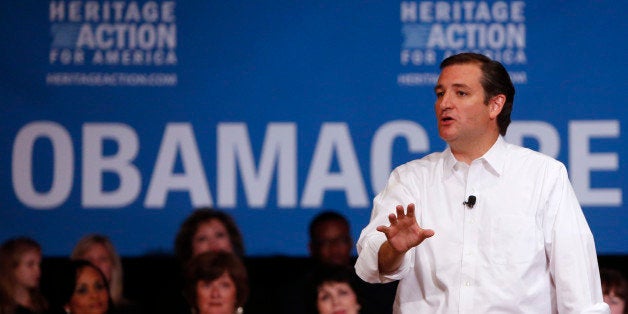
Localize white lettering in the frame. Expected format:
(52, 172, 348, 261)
(301, 123, 368, 207)
(12, 121, 74, 209)
(506, 121, 560, 158)
(145, 123, 212, 208)
(76, 23, 177, 50)
(9, 119, 621, 210)
(49, 1, 65, 21)
(217, 123, 297, 208)
(511, 1, 525, 22)
(401, 1, 418, 22)
(428, 23, 525, 49)
(404, 1, 526, 23)
(569, 120, 621, 206)
(49, 1, 176, 22)
(371, 120, 430, 194)
(82, 123, 141, 207)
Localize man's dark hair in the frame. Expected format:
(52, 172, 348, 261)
(308, 211, 350, 243)
(440, 52, 515, 136)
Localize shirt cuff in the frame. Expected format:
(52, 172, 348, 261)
(355, 232, 413, 284)
(355, 232, 386, 283)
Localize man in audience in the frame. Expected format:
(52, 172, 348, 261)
(308, 211, 354, 267)
(279, 210, 397, 314)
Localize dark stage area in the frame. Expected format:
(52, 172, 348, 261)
(40, 254, 627, 314)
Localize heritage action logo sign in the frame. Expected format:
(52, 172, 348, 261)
(47, 1, 178, 86)
(398, 1, 528, 86)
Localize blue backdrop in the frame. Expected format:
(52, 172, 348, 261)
(1, 0, 626, 257)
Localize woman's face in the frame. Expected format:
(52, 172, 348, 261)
(604, 290, 626, 314)
(317, 281, 361, 314)
(81, 243, 113, 282)
(196, 272, 238, 314)
(192, 219, 233, 256)
(14, 249, 41, 289)
(66, 266, 109, 314)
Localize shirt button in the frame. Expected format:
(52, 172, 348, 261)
(465, 281, 471, 286)
(469, 218, 476, 224)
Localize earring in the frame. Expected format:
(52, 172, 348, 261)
(64, 307, 71, 314)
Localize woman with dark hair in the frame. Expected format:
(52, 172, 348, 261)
(183, 251, 248, 314)
(601, 268, 627, 314)
(175, 208, 245, 265)
(0, 237, 47, 314)
(307, 265, 362, 314)
(49, 260, 113, 314)
(71, 234, 128, 308)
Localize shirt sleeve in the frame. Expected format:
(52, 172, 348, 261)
(355, 167, 417, 284)
(545, 164, 609, 313)
(355, 230, 415, 284)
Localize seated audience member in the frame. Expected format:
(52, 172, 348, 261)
(49, 259, 114, 314)
(279, 211, 396, 314)
(169, 209, 246, 314)
(309, 211, 354, 267)
(183, 251, 248, 314)
(175, 208, 245, 266)
(601, 268, 627, 314)
(307, 265, 362, 314)
(0, 237, 47, 314)
(71, 234, 139, 313)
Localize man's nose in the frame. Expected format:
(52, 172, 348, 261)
(439, 92, 452, 110)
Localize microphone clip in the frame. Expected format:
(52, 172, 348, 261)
(463, 195, 476, 208)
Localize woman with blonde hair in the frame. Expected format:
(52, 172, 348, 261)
(70, 234, 128, 308)
(0, 237, 47, 314)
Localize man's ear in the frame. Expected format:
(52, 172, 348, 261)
(489, 95, 505, 119)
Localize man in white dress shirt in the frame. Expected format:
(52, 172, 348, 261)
(355, 52, 609, 313)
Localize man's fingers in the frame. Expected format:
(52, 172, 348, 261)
(395, 204, 405, 218)
(406, 203, 416, 218)
(388, 213, 398, 225)
(376, 225, 389, 233)
(422, 228, 435, 238)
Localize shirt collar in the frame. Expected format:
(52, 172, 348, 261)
(442, 136, 507, 178)
(481, 136, 507, 177)
(443, 147, 457, 179)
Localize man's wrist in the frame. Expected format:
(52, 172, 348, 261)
(378, 241, 406, 274)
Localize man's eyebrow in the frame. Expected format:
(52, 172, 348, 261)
(434, 83, 470, 91)
(452, 83, 470, 89)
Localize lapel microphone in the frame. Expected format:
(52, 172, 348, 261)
(463, 195, 477, 208)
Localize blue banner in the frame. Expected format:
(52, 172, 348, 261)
(1, 1, 626, 256)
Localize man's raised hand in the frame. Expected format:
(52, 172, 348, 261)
(376, 203, 435, 254)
